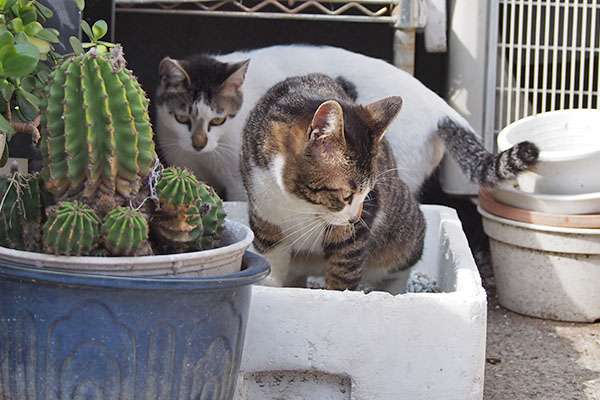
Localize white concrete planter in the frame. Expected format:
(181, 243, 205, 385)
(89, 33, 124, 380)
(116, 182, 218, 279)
(479, 208, 600, 322)
(225, 203, 487, 400)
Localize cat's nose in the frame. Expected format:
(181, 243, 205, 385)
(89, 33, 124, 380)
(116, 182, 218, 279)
(348, 202, 363, 224)
(192, 131, 207, 150)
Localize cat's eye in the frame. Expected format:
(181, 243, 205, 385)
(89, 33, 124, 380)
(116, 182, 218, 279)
(209, 117, 226, 127)
(174, 113, 190, 124)
(342, 192, 353, 203)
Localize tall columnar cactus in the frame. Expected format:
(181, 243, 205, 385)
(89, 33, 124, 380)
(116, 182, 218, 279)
(39, 46, 157, 202)
(102, 206, 149, 256)
(152, 167, 226, 252)
(43, 201, 101, 256)
(0, 171, 43, 251)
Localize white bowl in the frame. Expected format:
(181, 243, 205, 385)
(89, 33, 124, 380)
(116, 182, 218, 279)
(490, 183, 600, 215)
(497, 109, 600, 195)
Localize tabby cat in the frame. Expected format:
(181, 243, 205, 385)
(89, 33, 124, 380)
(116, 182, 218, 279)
(240, 73, 425, 290)
(156, 45, 538, 201)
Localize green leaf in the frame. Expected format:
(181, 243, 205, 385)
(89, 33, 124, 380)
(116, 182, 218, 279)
(14, 31, 27, 44)
(16, 89, 38, 119)
(35, 69, 48, 86)
(14, 42, 38, 58)
(36, 28, 58, 43)
(0, 80, 15, 102)
(0, 139, 8, 167)
(2, 43, 38, 77)
(96, 44, 107, 55)
(26, 36, 49, 54)
(0, 113, 15, 135)
(20, 74, 34, 91)
(69, 36, 83, 55)
(23, 20, 42, 37)
(75, 0, 85, 11)
(0, 30, 14, 48)
(0, 43, 18, 64)
(20, 8, 36, 25)
(2, 0, 18, 12)
(8, 17, 23, 33)
(92, 20, 107, 41)
(17, 87, 38, 107)
(0, 81, 14, 102)
(35, 1, 53, 19)
(80, 19, 93, 42)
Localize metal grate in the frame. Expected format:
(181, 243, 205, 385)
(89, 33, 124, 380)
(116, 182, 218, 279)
(491, 0, 600, 143)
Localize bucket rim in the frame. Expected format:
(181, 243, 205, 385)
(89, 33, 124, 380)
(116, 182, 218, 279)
(0, 251, 270, 291)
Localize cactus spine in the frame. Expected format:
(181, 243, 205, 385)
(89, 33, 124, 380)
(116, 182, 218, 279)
(189, 182, 226, 250)
(102, 207, 149, 256)
(40, 46, 156, 202)
(152, 167, 226, 252)
(43, 201, 101, 256)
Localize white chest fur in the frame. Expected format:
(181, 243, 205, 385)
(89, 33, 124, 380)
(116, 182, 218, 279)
(250, 155, 328, 256)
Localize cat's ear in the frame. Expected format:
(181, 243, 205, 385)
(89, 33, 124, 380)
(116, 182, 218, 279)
(159, 57, 190, 87)
(307, 100, 345, 142)
(364, 96, 403, 144)
(220, 60, 250, 97)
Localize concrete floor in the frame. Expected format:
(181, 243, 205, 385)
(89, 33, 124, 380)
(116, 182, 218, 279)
(481, 261, 600, 400)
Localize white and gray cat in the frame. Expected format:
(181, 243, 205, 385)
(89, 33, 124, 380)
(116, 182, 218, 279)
(155, 45, 538, 201)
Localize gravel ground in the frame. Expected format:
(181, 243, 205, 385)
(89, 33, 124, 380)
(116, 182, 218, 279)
(480, 258, 600, 400)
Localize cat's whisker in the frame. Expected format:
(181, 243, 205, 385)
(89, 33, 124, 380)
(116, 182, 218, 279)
(274, 206, 327, 216)
(308, 221, 328, 255)
(359, 218, 373, 235)
(282, 217, 326, 253)
(277, 216, 322, 236)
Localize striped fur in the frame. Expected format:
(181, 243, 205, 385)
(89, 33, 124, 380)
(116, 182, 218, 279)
(155, 46, 539, 202)
(438, 118, 539, 187)
(241, 74, 425, 290)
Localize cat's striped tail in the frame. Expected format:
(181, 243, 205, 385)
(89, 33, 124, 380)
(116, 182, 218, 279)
(438, 117, 539, 187)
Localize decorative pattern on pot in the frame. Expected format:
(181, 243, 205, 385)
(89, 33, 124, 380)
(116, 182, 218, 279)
(0, 252, 269, 399)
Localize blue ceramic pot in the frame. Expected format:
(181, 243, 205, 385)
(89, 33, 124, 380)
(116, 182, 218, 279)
(0, 251, 269, 399)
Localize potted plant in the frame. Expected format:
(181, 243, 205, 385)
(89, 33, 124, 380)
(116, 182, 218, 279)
(0, 4, 268, 398)
(0, 0, 64, 170)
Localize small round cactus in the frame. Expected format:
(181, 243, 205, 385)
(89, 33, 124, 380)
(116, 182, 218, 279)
(152, 167, 226, 252)
(155, 167, 201, 213)
(43, 201, 101, 256)
(102, 206, 149, 256)
(188, 182, 226, 250)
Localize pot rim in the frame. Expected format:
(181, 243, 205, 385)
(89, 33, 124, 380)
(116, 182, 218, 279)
(497, 109, 600, 162)
(0, 219, 253, 268)
(0, 251, 270, 291)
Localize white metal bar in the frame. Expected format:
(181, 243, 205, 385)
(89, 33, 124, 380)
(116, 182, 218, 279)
(506, 0, 517, 125)
(523, 0, 533, 118)
(592, 0, 599, 109)
(560, 1, 569, 109)
(498, 0, 509, 131)
(514, 0, 524, 121)
(531, 0, 541, 114)
(115, 0, 398, 5)
(541, 0, 551, 112)
(485, 0, 500, 150)
(578, 0, 588, 108)
(551, 0, 560, 110)
(568, 0, 579, 109)
(113, 6, 395, 23)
